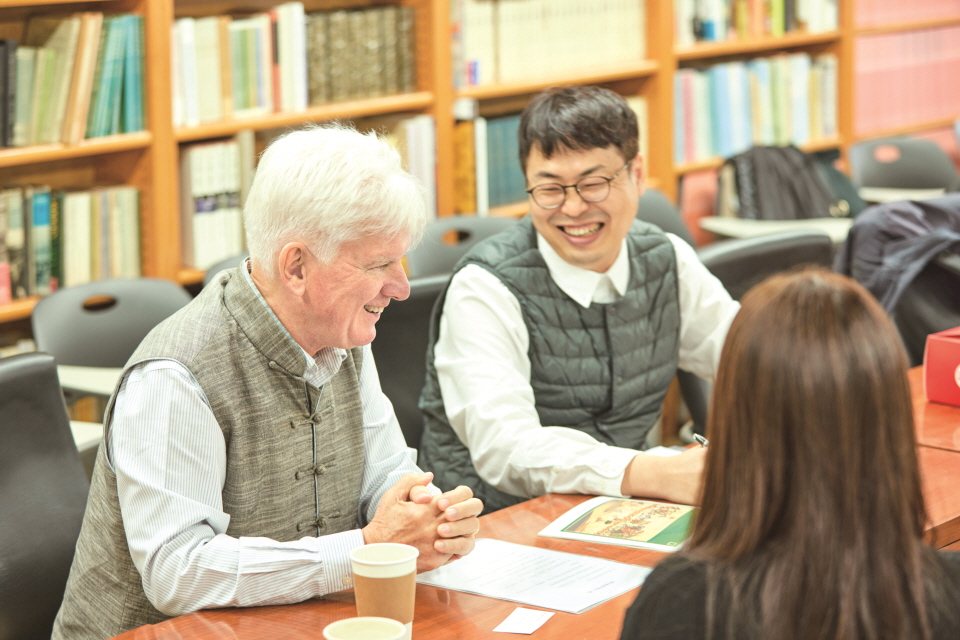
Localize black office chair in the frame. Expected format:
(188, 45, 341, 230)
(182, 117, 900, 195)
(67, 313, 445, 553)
(850, 137, 959, 193)
(370, 273, 450, 449)
(697, 228, 835, 300)
(892, 253, 960, 367)
(406, 216, 518, 278)
(0, 352, 89, 640)
(636, 188, 696, 247)
(682, 229, 835, 434)
(32, 278, 193, 368)
(203, 253, 249, 287)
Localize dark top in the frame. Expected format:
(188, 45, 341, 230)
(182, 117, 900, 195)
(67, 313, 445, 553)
(620, 552, 960, 640)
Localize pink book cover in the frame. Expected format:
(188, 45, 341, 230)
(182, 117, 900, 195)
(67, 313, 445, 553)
(681, 70, 696, 164)
(678, 169, 718, 247)
(0, 264, 11, 305)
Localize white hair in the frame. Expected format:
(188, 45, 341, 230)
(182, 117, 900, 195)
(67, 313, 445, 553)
(242, 123, 428, 277)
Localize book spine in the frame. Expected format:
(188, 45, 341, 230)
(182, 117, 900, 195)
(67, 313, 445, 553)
(49, 189, 62, 292)
(31, 187, 52, 296)
(306, 12, 330, 105)
(5, 188, 31, 299)
(380, 7, 399, 96)
(123, 14, 145, 133)
(397, 7, 416, 93)
(0, 188, 10, 304)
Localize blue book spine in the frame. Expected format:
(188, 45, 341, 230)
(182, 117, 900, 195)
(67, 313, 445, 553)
(31, 189, 51, 296)
(122, 15, 145, 133)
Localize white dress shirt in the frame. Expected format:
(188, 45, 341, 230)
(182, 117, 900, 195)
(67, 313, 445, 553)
(108, 267, 425, 616)
(434, 232, 740, 500)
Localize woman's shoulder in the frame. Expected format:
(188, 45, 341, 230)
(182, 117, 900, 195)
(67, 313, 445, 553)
(935, 550, 960, 572)
(619, 554, 709, 640)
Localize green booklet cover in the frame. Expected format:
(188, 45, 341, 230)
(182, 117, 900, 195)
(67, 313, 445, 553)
(538, 496, 697, 552)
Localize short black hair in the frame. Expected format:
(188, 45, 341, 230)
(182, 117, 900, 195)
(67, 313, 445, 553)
(518, 86, 639, 172)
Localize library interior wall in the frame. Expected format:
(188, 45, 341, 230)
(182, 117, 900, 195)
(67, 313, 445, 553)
(1, 0, 960, 342)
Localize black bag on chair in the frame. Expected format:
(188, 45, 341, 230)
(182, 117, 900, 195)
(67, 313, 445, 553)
(717, 145, 866, 220)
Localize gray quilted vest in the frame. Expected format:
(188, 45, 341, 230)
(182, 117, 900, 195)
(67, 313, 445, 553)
(53, 267, 365, 640)
(418, 217, 680, 512)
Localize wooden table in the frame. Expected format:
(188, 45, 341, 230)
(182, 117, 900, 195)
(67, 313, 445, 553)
(109, 368, 960, 640)
(910, 366, 960, 454)
(110, 494, 654, 640)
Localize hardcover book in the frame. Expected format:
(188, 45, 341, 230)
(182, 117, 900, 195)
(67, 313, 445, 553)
(539, 496, 697, 552)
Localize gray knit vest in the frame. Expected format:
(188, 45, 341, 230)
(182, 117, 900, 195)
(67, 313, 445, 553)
(53, 267, 365, 640)
(419, 217, 680, 512)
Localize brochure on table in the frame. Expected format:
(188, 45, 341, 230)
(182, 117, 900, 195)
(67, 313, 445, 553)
(538, 496, 697, 552)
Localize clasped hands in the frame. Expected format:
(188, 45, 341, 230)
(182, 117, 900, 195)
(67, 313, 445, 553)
(362, 472, 483, 572)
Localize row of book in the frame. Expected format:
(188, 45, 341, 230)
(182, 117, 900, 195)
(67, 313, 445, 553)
(178, 116, 437, 270)
(452, 98, 648, 214)
(0, 185, 140, 304)
(854, 0, 960, 29)
(0, 12, 144, 149)
(854, 25, 960, 137)
(452, 0, 645, 88)
(674, 0, 837, 47)
(172, 2, 416, 128)
(673, 53, 838, 165)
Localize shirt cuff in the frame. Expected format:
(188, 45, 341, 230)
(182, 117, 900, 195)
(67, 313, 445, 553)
(585, 446, 639, 498)
(317, 529, 365, 593)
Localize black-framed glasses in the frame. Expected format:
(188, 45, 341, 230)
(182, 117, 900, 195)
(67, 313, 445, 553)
(526, 162, 631, 209)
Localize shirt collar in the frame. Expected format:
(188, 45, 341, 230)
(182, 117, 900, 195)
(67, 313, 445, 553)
(241, 259, 347, 383)
(536, 234, 630, 308)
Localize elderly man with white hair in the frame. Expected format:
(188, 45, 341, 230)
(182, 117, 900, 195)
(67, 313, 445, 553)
(53, 125, 483, 640)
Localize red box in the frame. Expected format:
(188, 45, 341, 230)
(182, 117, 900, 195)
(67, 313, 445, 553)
(924, 326, 960, 407)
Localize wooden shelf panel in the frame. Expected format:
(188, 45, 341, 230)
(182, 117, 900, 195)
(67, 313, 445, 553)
(490, 202, 529, 218)
(675, 138, 843, 175)
(0, 0, 111, 6)
(676, 30, 840, 61)
(457, 61, 659, 101)
(177, 268, 205, 286)
(856, 118, 960, 141)
(856, 16, 960, 36)
(0, 132, 152, 168)
(175, 93, 435, 142)
(0, 297, 39, 324)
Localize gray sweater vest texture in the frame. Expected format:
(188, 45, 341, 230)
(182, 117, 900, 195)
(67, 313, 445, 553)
(419, 217, 680, 512)
(53, 267, 365, 640)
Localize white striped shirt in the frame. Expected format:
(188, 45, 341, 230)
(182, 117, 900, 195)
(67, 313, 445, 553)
(108, 268, 426, 616)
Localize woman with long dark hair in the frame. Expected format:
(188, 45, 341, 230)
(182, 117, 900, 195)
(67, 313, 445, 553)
(620, 268, 960, 640)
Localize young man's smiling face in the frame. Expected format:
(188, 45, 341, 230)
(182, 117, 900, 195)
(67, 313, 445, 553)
(525, 145, 643, 273)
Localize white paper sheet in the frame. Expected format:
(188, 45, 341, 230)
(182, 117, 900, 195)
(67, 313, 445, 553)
(493, 608, 554, 634)
(416, 538, 650, 614)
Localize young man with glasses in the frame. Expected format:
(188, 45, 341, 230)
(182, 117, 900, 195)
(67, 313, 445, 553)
(418, 86, 739, 512)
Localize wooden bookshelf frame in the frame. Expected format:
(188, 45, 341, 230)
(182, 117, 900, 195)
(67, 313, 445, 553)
(2, 1, 959, 328)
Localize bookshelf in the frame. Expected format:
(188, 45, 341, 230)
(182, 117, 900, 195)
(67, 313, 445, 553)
(1, 0, 959, 331)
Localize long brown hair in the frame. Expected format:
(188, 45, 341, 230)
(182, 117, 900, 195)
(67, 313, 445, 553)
(688, 268, 939, 640)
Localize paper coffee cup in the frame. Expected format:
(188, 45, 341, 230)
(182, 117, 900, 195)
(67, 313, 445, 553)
(350, 543, 419, 640)
(322, 617, 406, 640)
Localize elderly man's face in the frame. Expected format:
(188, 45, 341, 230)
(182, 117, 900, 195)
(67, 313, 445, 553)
(306, 232, 411, 350)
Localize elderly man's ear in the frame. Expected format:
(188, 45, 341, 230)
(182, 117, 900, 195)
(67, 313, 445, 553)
(278, 243, 308, 295)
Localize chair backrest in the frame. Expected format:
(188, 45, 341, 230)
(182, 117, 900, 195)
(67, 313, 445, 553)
(203, 253, 249, 287)
(636, 188, 696, 247)
(0, 352, 89, 640)
(696, 229, 834, 300)
(891, 253, 960, 367)
(406, 216, 518, 278)
(681, 229, 835, 435)
(32, 279, 193, 367)
(849, 137, 960, 191)
(369, 273, 450, 449)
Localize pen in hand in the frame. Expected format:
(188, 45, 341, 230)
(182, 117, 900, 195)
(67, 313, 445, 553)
(693, 434, 709, 447)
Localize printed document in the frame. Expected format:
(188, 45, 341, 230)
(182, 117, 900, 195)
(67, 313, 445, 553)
(416, 538, 650, 614)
